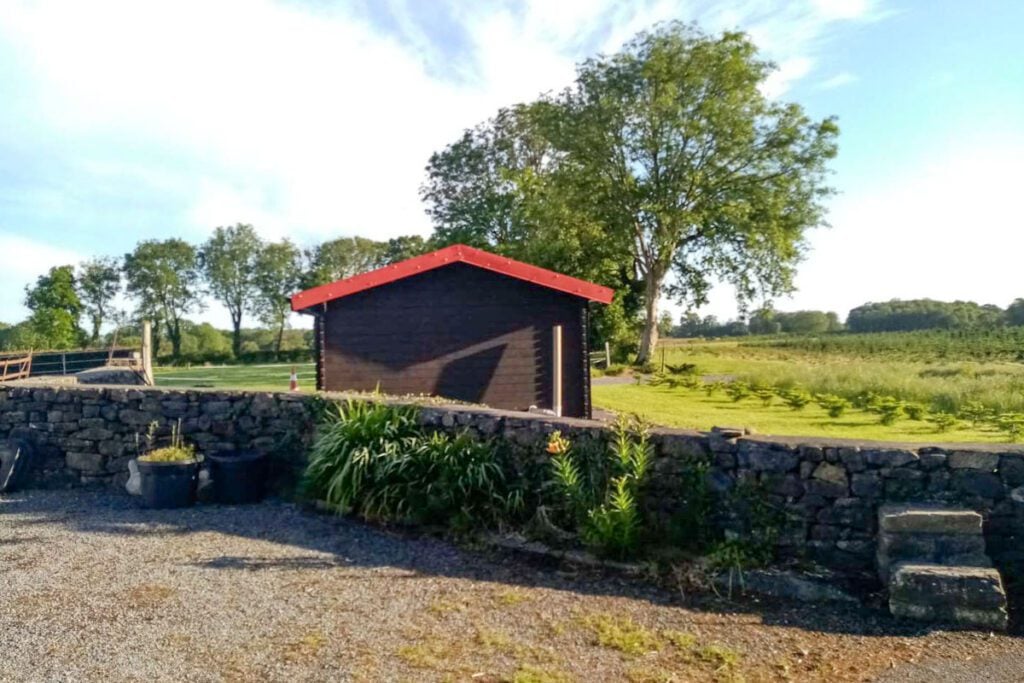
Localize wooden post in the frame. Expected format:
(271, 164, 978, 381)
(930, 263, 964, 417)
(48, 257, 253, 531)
(660, 345, 665, 373)
(61, 352, 67, 376)
(605, 341, 611, 369)
(552, 325, 563, 417)
(142, 320, 154, 386)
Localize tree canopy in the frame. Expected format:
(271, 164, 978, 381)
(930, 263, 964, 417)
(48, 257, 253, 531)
(123, 239, 203, 359)
(77, 257, 121, 346)
(23, 265, 83, 349)
(422, 22, 839, 362)
(200, 224, 263, 357)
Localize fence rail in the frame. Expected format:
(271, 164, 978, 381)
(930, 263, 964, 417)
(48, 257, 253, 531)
(588, 342, 612, 368)
(0, 352, 32, 382)
(0, 347, 137, 378)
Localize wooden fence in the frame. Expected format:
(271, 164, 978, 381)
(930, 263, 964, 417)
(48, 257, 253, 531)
(0, 352, 32, 382)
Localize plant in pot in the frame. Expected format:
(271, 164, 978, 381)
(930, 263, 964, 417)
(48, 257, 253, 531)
(133, 420, 203, 509)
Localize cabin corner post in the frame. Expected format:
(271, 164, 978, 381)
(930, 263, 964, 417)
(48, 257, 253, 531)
(552, 324, 563, 417)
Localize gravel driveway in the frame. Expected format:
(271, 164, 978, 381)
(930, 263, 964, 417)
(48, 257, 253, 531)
(2, 490, 1023, 682)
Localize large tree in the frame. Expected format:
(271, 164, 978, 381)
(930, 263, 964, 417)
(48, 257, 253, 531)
(123, 239, 203, 360)
(422, 106, 644, 353)
(382, 235, 432, 264)
(303, 236, 387, 288)
(537, 23, 839, 362)
(24, 265, 84, 349)
(200, 224, 263, 357)
(77, 257, 121, 346)
(424, 23, 838, 363)
(253, 239, 304, 356)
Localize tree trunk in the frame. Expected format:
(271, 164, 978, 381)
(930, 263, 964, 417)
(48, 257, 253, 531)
(635, 266, 665, 366)
(170, 319, 182, 360)
(232, 315, 242, 359)
(275, 319, 285, 358)
(90, 318, 101, 347)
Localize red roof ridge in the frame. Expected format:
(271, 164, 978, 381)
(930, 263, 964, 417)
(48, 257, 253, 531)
(291, 243, 614, 311)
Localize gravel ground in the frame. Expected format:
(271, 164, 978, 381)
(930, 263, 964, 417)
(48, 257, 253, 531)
(2, 490, 1023, 682)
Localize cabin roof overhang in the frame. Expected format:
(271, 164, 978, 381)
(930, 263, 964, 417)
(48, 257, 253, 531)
(291, 243, 614, 313)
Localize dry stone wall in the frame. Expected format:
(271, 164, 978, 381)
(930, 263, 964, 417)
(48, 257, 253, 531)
(2, 382, 1024, 588)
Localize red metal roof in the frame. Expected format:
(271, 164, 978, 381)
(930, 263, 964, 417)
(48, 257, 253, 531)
(291, 244, 614, 312)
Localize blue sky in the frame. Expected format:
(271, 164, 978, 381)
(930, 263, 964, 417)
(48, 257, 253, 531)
(1, 0, 1022, 330)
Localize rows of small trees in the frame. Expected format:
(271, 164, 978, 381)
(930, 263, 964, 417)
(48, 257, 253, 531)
(3, 226, 430, 359)
(846, 299, 1020, 333)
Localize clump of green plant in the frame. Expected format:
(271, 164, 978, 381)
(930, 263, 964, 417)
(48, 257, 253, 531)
(548, 415, 652, 559)
(646, 372, 669, 387)
(703, 380, 725, 397)
(752, 386, 775, 407)
(301, 400, 519, 529)
(724, 381, 751, 402)
(778, 388, 812, 411)
(136, 419, 197, 463)
(927, 411, 959, 433)
(903, 403, 926, 421)
(876, 397, 905, 425)
(603, 363, 627, 377)
(994, 413, 1024, 442)
(959, 401, 992, 427)
(816, 394, 851, 418)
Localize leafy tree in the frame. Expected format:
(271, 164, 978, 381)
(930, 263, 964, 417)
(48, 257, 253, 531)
(24, 265, 83, 349)
(303, 236, 387, 287)
(1007, 299, 1024, 326)
(253, 239, 304, 355)
(533, 23, 838, 362)
(77, 257, 121, 346)
(383, 235, 432, 264)
(847, 299, 1006, 333)
(422, 106, 643, 354)
(200, 224, 263, 357)
(123, 239, 203, 360)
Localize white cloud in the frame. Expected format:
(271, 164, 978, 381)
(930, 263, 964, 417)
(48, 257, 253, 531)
(818, 71, 859, 89)
(0, 0, 882, 326)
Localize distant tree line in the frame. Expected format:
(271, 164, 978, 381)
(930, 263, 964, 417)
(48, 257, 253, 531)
(0, 226, 431, 360)
(669, 298, 1024, 339)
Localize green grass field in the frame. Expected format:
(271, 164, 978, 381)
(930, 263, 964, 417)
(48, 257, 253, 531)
(151, 335, 1024, 444)
(591, 383, 1001, 443)
(154, 363, 317, 392)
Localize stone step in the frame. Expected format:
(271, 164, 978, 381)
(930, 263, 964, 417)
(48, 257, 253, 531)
(889, 563, 1008, 631)
(878, 504, 983, 536)
(877, 531, 990, 582)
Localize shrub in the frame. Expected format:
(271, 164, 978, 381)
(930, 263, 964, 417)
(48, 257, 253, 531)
(903, 403, 926, 421)
(995, 413, 1024, 442)
(876, 397, 905, 425)
(301, 400, 518, 528)
(752, 387, 775, 407)
(779, 388, 812, 411)
(548, 415, 652, 559)
(816, 394, 850, 418)
(927, 412, 958, 433)
(724, 381, 751, 402)
(959, 401, 992, 426)
(703, 381, 725, 397)
(603, 363, 627, 377)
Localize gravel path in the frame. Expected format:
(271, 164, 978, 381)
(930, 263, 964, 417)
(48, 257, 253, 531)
(2, 490, 1023, 682)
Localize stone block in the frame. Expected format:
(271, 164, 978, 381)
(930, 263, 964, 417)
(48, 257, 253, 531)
(838, 448, 866, 472)
(953, 471, 1004, 499)
(999, 455, 1024, 487)
(948, 451, 1000, 471)
(878, 505, 983, 535)
(888, 563, 1008, 631)
(865, 449, 918, 468)
(851, 472, 882, 497)
(66, 451, 106, 473)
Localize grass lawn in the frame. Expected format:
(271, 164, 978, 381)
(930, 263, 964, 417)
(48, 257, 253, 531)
(592, 383, 1007, 443)
(154, 362, 317, 392)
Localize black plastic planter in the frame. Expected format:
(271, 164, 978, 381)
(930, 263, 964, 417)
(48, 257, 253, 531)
(136, 458, 203, 509)
(0, 438, 34, 493)
(206, 450, 268, 504)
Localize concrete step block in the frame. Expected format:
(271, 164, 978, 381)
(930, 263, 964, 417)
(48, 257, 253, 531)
(877, 531, 990, 581)
(889, 563, 1008, 631)
(878, 504, 983, 536)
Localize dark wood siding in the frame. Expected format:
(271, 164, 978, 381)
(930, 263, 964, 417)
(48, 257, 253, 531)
(320, 263, 589, 417)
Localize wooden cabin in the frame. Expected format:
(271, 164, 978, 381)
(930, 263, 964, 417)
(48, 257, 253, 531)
(290, 244, 613, 418)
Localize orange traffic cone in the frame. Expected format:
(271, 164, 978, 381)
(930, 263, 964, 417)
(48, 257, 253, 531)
(289, 366, 299, 392)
